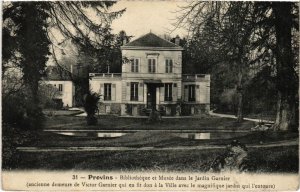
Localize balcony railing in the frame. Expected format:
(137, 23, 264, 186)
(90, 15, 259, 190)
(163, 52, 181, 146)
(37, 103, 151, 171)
(182, 74, 210, 82)
(89, 73, 122, 78)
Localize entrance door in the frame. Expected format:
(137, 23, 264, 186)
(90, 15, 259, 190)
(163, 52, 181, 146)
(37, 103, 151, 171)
(147, 84, 156, 109)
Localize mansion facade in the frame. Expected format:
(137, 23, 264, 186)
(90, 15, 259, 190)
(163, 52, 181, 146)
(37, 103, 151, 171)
(89, 33, 210, 116)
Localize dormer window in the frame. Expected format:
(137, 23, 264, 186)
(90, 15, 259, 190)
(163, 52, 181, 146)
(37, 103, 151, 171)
(131, 58, 139, 72)
(148, 58, 156, 73)
(165, 59, 173, 73)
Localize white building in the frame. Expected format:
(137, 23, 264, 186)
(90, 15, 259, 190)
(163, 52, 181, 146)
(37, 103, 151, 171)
(44, 66, 75, 107)
(90, 33, 210, 116)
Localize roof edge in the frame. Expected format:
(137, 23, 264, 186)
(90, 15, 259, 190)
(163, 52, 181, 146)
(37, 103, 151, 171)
(121, 46, 184, 51)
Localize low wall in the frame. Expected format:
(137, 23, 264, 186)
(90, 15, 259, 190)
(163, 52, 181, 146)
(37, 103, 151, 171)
(100, 103, 210, 116)
(181, 104, 210, 116)
(98, 103, 121, 115)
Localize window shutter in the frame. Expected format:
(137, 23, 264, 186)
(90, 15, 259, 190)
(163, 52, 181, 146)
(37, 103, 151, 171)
(160, 86, 164, 102)
(126, 83, 130, 101)
(111, 84, 116, 101)
(148, 59, 151, 72)
(199, 83, 206, 103)
(206, 82, 210, 103)
(170, 60, 173, 73)
(136, 59, 139, 72)
(131, 60, 134, 72)
(184, 85, 189, 101)
(172, 83, 177, 101)
(100, 83, 104, 97)
(165, 60, 168, 73)
(138, 83, 143, 101)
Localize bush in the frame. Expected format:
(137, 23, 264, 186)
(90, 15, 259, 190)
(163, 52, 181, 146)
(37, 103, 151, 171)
(2, 89, 45, 130)
(83, 91, 100, 125)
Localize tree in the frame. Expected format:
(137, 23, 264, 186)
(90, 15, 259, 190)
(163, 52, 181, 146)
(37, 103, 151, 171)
(38, 82, 62, 109)
(3, 1, 125, 128)
(175, 2, 299, 129)
(250, 2, 298, 130)
(175, 2, 258, 122)
(271, 2, 298, 130)
(3, 2, 51, 129)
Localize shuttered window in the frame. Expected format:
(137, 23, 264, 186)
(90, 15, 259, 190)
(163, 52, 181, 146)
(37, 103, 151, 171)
(164, 83, 173, 101)
(131, 59, 139, 72)
(148, 59, 156, 73)
(165, 59, 173, 73)
(130, 82, 139, 101)
(104, 83, 111, 101)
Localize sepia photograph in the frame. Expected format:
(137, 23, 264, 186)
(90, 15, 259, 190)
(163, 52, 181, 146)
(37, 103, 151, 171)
(2, 0, 299, 191)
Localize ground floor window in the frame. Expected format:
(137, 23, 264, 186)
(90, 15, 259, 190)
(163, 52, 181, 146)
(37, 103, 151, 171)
(188, 85, 195, 101)
(104, 83, 111, 100)
(130, 82, 139, 101)
(164, 83, 172, 101)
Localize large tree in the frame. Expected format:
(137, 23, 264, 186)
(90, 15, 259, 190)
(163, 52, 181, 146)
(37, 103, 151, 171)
(176, 2, 258, 122)
(2, 1, 125, 128)
(175, 1, 298, 129)
(271, 2, 298, 130)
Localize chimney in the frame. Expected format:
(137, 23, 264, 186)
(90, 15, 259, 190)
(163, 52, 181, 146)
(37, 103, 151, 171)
(175, 35, 180, 46)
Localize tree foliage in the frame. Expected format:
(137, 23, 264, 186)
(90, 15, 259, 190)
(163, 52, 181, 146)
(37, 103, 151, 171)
(2, 1, 125, 128)
(175, 1, 298, 129)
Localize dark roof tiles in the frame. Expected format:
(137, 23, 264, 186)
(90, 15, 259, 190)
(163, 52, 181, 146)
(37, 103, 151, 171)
(124, 32, 179, 48)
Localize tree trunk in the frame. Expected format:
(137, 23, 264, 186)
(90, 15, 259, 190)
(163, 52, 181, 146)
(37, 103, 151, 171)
(235, 57, 244, 123)
(236, 70, 243, 122)
(274, 92, 297, 131)
(272, 2, 298, 131)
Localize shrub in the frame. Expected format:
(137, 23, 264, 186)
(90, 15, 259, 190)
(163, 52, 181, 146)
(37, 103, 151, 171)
(83, 91, 100, 125)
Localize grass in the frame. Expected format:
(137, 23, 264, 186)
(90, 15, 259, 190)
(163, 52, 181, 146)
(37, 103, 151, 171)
(16, 129, 298, 148)
(45, 115, 256, 130)
(2, 115, 298, 172)
(4, 146, 298, 173)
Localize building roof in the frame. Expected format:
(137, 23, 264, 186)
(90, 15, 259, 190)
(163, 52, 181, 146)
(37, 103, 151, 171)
(44, 66, 72, 81)
(122, 32, 183, 50)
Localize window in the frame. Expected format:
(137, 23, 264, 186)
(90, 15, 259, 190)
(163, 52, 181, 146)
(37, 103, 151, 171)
(165, 59, 173, 73)
(188, 85, 196, 101)
(164, 83, 173, 101)
(148, 59, 156, 73)
(104, 83, 111, 100)
(131, 59, 139, 72)
(58, 84, 63, 92)
(130, 82, 139, 101)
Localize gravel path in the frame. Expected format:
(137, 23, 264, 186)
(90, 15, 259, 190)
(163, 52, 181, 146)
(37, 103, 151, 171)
(17, 139, 298, 152)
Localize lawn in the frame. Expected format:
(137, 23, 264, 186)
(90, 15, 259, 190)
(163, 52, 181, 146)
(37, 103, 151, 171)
(2, 115, 299, 173)
(45, 115, 256, 130)
(4, 146, 298, 173)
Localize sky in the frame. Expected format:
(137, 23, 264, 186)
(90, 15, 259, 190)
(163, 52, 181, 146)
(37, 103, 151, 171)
(47, 0, 189, 66)
(110, 0, 189, 39)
